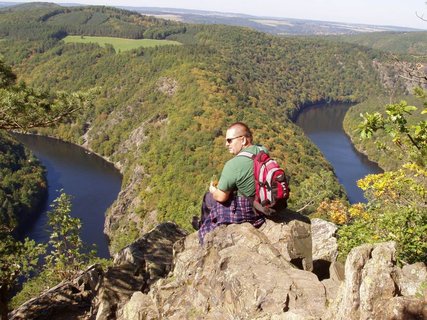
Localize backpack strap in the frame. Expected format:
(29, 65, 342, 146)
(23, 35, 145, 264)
(237, 145, 265, 159)
(237, 151, 255, 159)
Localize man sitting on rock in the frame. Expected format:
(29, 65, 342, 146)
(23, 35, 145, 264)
(196, 122, 266, 244)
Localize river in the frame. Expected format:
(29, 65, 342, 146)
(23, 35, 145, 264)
(295, 102, 383, 203)
(13, 134, 122, 258)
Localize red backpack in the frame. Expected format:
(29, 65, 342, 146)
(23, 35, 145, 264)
(239, 149, 290, 215)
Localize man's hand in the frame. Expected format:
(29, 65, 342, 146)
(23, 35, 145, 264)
(209, 181, 217, 193)
(210, 182, 231, 203)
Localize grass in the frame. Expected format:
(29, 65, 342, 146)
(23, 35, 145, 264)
(63, 35, 181, 52)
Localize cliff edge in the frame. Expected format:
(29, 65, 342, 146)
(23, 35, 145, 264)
(9, 215, 427, 320)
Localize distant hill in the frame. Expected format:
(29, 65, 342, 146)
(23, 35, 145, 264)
(0, 3, 186, 41)
(0, 2, 421, 35)
(326, 31, 427, 56)
(0, 1, 58, 10)
(122, 6, 420, 35)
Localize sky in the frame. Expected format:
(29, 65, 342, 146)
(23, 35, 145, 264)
(13, 0, 427, 30)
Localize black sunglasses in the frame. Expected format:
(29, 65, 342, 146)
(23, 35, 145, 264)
(226, 135, 244, 144)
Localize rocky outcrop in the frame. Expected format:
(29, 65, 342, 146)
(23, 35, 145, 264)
(10, 218, 427, 320)
(122, 223, 324, 320)
(311, 218, 338, 263)
(95, 222, 187, 319)
(372, 60, 427, 94)
(260, 211, 313, 271)
(103, 164, 146, 249)
(311, 218, 340, 282)
(156, 77, 178, 96)
(9, 264, 103, 320)
(324, 242, 427, 320)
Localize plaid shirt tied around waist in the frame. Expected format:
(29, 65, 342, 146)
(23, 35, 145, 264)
(198, 192, 265, 244)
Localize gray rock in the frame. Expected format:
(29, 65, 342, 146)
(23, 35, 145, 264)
(322, 278, 341, 304)
(372, 296, 427, 320)
(122, 223, 326, 319)
(95, 222, 187, 320)
(9, 264, 103, 320)
(329, 261, 345, 282)
(311, 218, 338, 263)
(324, 242, 426, 320)
(359, 242, 397, 320)
(12, 217, 427, 320)
(260, 211, 313, 271)
(397, 262, 427, 297)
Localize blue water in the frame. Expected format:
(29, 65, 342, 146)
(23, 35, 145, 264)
(296, 103, 383, 203)
(13, 134, 122, 258)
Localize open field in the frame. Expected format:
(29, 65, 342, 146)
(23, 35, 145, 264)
(63, 36, 181, 52)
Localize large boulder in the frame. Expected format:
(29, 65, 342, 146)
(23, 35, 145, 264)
(324, 242, 426, 320)
(311, 218, 338, 263)
(311, 218, 340, 281)
(260, 211, 313, 271)
(397, 263, 427, 297)
(9, 264, 103, 320)
(94, 222, 187, 320)
(121, 222, 326, 320)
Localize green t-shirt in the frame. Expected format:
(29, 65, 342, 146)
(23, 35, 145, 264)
(217, 145, 267, 197)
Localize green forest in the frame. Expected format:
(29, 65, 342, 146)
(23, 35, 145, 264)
(328, 31, 427, 56)
(0, 131, 46, 231)
(343, 94, 426, 170)
(0, 3, 425, 307)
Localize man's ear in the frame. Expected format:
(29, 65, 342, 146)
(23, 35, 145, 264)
(243, 136, 250, 146)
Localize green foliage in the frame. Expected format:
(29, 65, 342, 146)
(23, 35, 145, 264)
(291, 169, 347, 214)
(0, 5, 186, 42)
(9, 269, 59, 310)
(11, 192, 104, 309)
(338, 167, 426, 263)
(358, 98, 426, 166)
(45, 192, 96, 279)
(0, 56, 96, 131)
(0, 232, 46, 316)
(0, 58, 16, 86)
(344, 94, 426, 170)
(327, 31, 427, 56)
(0, 56, 97, 313)
(109, 220, 140, 254)
(0, 131, 46, 229)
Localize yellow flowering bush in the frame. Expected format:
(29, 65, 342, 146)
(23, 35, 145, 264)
(337, 162, 426, 264)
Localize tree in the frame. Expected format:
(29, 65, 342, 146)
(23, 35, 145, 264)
(0, 57, 95, 131)
(0, 228, 46, 320)
(1, 193, 98, 318)
(45, 192, 96, 280)
(358, 90, 427, 167)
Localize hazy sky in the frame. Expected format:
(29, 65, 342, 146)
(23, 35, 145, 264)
(14, 0, 427, 29)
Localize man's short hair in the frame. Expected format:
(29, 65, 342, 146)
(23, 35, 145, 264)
(229, 122, 253, 140)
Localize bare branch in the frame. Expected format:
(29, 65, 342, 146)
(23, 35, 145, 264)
(416, 11, 427, 22)
(391, 54, 427, 85)
(296, 200, 314, 213)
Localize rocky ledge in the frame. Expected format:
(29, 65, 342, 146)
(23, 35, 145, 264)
(9, 213, 427, 320)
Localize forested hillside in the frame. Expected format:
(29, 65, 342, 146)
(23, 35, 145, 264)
(0, 4, 405, 251)
(0, 3, 186, 40)
(0, 131, 46, 231)
(327, 31, 427, 56)
(343, 95, 426, 170)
